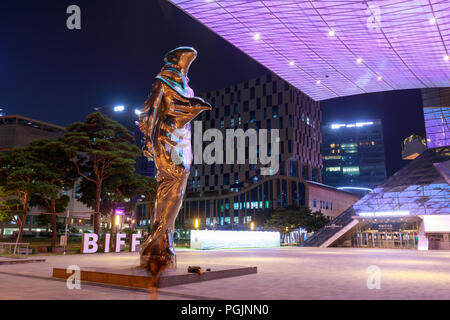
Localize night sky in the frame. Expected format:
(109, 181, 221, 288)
(1, 0, 425, 177)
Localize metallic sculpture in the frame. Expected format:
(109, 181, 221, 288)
(138, 47, 211, 278)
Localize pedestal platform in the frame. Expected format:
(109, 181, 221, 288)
(53, 264, 257, 288)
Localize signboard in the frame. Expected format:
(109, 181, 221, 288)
(190, 230, 280, 250)
(81, 233, 141, 254)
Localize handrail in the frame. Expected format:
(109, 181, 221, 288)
(0, 242, 31, 256)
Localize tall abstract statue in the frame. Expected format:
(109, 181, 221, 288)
(138, 47, 211, 277)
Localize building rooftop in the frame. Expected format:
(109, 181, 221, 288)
(171, 0, 450, 100)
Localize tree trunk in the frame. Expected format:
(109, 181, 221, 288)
(94, 182, 102, 235)
(51, 199, 57, 253)
(14, 193, 29, 254)
(14, 216, 26, 254)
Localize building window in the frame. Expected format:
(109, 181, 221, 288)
(272, 106, 278, 118)
(343, 166, 359, 176)
(313, 199, 317, 207)
(250, 111, 255, 123)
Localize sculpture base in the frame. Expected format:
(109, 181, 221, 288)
(52, 264, 257, 288)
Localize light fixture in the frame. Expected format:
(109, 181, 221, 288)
(250, 222, 254, 230)
(134, 108, 142, 115)
(253, 33, 261, 41)
(316, 80, 321, 85)
(444, 55, 450, 61)
(356, 58, 363, 64)
(289, 60, 295, 66)
(114, 105, 125, 112)
(377, 76, 382, 81)
(328, 29, 335, 36)
(429, 17, 436, 25)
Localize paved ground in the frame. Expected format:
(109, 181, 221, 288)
(1, 247, 450, 300)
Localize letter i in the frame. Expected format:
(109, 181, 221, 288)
(103, 234, 111, 253)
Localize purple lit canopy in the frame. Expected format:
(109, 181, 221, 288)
(170, 0, 450, 100)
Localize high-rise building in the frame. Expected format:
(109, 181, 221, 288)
(164, 73, 359, 229)
(94, 105, 155, 177)
(321, 119, 387, 192)
(303, 89, 450, 250)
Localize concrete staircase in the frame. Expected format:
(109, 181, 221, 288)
(300, 207, 358, 248)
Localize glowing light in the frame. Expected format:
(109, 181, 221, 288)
(289, 60, 295, 66)
(377, 76, 382, 81)
(358, 211, 410, 217)
(115, 215, 121, 226)
(114, 209, 124, 216)
(331, 121, 373, 129)
(429, 17, 436, 25)
(194, 218, 199, 229)
(338, 187, 373, 192)
(444, 55, 450, 61)
(328, 29, 335, 36)
(356, 58, 363, 64)
(134, 109, 142, 115)
(114, 105, 125, 112)
(253, 33, 261, 41)
(316, 80, 321, 85)
(190, 230, 280, 249)
(250, 222, 254, 230)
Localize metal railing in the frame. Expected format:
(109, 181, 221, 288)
(0, 243, 31, 256)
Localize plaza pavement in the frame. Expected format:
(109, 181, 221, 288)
(1, 247, 450, 300)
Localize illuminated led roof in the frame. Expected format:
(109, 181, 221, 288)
(170, 0, 450, 100)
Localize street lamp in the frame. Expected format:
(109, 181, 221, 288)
(250, 222, 255, 230)
(194, 218, 199, 229)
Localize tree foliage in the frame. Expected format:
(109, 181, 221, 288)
(0, 147, 43, 245)
(65, 112, 141, 234)
(265, 206, 329, 233)
(28, 139, 77, 252)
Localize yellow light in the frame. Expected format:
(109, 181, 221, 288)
(250, 222, 254, 230)
(131, 219, 135, 224)
(115, 215, 120, 226)
(316, 80, 321, 85)
(194, 218, 199, 229)
(78, 219, 82, 223)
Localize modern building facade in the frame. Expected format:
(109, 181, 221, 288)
(94, 105, 155, 177)
(0, 114, 66, 151)
(303, 90, 450, 250)
(134, 73, 358, 229)
(402, 134, 427, 160)
(321, 119, 387, 192)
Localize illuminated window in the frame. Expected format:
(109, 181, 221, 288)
(330, 143, 335, 148)
(323, 155, 341, 160)
(326, 167, 341, 172)
(371, 141, 375, 146)
(331, 149, 335, 154)
(343, 166, 360, 176)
